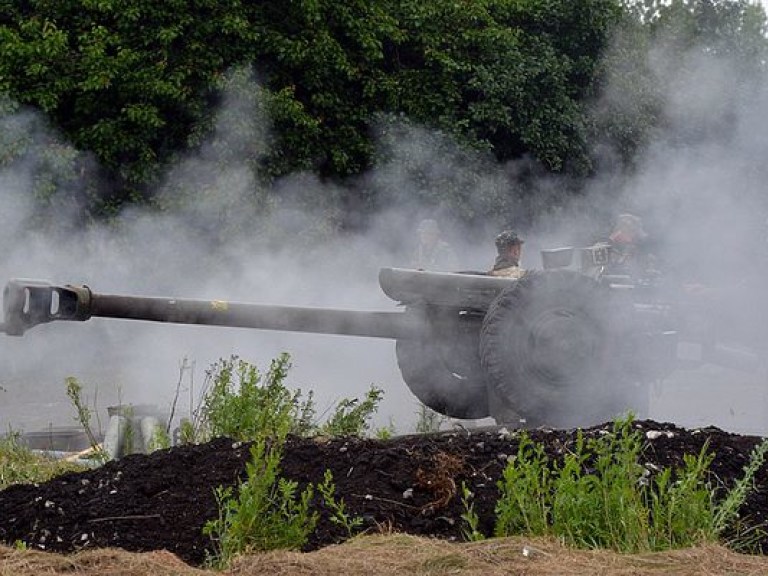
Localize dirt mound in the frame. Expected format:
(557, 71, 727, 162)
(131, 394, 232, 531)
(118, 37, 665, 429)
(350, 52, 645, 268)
(0, 420, 767, 567)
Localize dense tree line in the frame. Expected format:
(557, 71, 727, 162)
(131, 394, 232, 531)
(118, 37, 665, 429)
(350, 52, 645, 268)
(0, 0, 765, 224)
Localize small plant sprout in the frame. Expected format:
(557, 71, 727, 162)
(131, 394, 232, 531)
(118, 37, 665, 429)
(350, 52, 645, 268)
(414, 403, 446, 434)
(65, 377, 108, 463)
(147, 424, 172, 453)
(460, 482, 485, 542)
(375, 419, 397, 440)
(318, 469, 364, 536)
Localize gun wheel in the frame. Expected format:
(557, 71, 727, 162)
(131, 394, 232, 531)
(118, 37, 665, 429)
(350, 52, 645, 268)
(396, 306, 490, 419)
(480, 270, 627, 428)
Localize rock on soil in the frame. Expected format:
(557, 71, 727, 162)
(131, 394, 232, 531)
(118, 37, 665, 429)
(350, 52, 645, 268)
(0, 420, 767, 566)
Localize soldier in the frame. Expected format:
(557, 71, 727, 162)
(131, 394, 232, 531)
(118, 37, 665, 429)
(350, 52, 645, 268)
(411, 219, 458, 272)
(606, 213, 655, 278)
(488, 230, 526, 279)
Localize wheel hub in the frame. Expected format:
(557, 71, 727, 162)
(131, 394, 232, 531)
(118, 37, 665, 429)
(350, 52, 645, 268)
(525, 309, 600, 385)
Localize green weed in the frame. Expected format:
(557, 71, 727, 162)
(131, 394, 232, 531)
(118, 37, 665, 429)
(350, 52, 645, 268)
(459, 482, 485, 542)
(494, 416, 719, 552)
(414, 403, 446, 434)
(201, 357, 389, 567)
(65, 377, 108, 463)
(12, 539, 28, 551)
(0, 430, 85, 490)
(495, 434, 551, 537)
(713, 437, 768, 551)
(147, 424, 172, 453)
(195, 354, 315, 443)
(321, 385, 383, 437)
(204, 439, 317, 568)
(374, 419, 397, 440)
(317, 469, 364, 537)
(177, 418, 197, 445)
(714, 437, 768, 534)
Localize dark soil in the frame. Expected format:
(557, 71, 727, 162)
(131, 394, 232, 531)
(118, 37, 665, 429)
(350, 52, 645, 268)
(1, 420, 767, 566)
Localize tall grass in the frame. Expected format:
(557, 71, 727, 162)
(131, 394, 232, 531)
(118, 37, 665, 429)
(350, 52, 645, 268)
(0, 431, 85, 490)
(494, 416, 766, 553)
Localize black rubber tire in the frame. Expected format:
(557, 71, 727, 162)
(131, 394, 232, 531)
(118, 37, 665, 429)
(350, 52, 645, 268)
(480, 270, 628, 428)
(395, 306, 491, 419)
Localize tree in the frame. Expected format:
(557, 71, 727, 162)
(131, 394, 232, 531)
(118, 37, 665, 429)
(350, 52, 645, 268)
(588, 0, 768, 169)
(3, 0, 764, 224)
(1, 0, 256, 210)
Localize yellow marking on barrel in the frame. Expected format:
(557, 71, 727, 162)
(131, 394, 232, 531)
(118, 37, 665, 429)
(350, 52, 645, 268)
(211, 300, 229, 312)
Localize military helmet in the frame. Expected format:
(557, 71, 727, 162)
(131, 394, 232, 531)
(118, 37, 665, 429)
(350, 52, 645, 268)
(495, 230, 524, 249)
(417, 219, 440, 235)
(614, 213, 647, 239)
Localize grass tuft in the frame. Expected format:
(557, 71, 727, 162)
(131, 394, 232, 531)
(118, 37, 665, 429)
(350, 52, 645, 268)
(494, 415, 766, 554)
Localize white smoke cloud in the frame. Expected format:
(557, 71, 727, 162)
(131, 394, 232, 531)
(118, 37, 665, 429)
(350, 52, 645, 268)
(578, 33, 768, 434)
(0, 74, 439, 436)
(3, 30, 768, 438)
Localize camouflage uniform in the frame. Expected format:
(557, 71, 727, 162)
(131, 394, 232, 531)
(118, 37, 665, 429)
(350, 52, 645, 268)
(488, 230, 526, 278)
(606, 213, 654, 278)
(412, 240, 458, 271)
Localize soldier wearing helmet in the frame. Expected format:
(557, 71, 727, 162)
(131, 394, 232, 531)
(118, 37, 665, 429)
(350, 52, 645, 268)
(488, 230, 526, 278)
(606, 213, 655, 277)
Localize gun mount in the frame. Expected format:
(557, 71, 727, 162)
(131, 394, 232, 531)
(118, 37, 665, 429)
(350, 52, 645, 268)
(2, 250, 758, 429)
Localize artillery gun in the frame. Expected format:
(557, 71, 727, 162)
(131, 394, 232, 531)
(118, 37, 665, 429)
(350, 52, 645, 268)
(0, 244, 755, 428)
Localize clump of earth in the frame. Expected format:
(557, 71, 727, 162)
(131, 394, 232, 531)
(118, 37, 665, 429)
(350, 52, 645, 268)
(0, 419, 767, 566)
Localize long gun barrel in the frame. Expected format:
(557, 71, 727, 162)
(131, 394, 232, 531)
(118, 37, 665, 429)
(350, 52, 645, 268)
(0, 269, 519, 339)
(0, 279, 422, 339)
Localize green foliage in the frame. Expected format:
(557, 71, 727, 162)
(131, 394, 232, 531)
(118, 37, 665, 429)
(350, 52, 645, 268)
(414, 403, 447, 434)
(245, 0, 400, 178)
(195, 354, 315, 444)
(713, 437, 768, 543)
(0, 0, 626, 220)
(65, 377, 108, 463)
(321, 385, 383, 437)
(638, 0, 767, 60)
(120, 405, 136, 455)
(177, 418, 197, 446)
(182, 355, 389, 445)
(12, 539, 28, 551)
(1, 0, 258, 204)
(147, 424, 172, 453)
(0, 430, 85, 490)
(646, 448, 715, 549)
(200, 358, 385, 567)
(494, 416, 719, 552)
(374, 420, 397, 440)
(2, 0, 766, 222)
(317, 469, 364, 537)
(460, 481, 485, 542)
(203, 439, 317, 568)
(495, 434, 552, 537)
(383, 0, 623, 174)
(589, 0, 768, 167)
